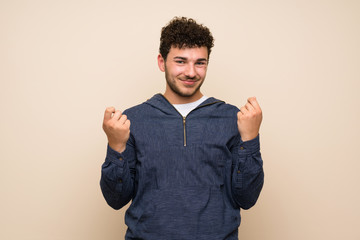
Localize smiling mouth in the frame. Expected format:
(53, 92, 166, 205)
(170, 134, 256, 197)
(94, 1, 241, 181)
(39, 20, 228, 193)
(181, 80, 197, 85)
(180, 78, 198, 83)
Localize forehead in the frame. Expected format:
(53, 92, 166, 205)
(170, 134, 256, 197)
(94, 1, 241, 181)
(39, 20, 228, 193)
(168, 46, 208, 59)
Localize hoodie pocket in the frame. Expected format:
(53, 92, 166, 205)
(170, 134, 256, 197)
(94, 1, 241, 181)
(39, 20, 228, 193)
(134, 186, 239, 238)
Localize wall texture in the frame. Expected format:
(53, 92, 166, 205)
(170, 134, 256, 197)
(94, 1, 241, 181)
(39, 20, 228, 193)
(1, 0, 359, 239)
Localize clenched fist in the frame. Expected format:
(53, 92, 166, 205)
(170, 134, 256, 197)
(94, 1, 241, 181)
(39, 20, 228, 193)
(237, 97, 263, 141)
(102, 107, 131, 153)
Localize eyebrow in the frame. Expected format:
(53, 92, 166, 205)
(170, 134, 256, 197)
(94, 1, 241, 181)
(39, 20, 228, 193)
(173, 56, 208, 62)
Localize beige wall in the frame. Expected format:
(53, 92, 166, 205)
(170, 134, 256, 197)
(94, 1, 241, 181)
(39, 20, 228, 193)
(1, 0, 359, 239)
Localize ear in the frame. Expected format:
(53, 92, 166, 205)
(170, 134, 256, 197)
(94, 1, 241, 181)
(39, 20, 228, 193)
(157, 54, 165, 72)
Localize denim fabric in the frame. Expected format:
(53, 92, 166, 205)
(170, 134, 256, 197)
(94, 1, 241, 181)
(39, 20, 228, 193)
(100, 94, 264, 240)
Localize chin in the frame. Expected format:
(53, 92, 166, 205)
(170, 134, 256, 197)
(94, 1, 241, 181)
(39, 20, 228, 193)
(179, 90, 199, 98)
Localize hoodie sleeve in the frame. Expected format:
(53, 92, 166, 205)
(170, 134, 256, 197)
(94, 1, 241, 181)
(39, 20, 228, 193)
(231, 134, 264, 210)
(100, 134, 136, 210)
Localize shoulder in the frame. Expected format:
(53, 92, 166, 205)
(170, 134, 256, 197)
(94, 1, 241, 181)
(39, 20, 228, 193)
(122, 94, 165, 120)
(220, 102, 240, 112)
(122, 102, 149, 119)
(208, 97, 239, 114)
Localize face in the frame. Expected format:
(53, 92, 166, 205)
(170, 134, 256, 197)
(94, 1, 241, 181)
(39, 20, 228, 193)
(158, 46, 209, 104)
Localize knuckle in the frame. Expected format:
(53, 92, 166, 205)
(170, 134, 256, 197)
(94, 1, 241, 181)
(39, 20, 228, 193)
(106, 107, 114, 112)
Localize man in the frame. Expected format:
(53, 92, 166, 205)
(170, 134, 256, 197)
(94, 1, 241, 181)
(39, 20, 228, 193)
(100, 17, 264, 240)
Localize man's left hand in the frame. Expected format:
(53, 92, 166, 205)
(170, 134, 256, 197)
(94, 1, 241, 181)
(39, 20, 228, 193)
(237, 97, 263, 141)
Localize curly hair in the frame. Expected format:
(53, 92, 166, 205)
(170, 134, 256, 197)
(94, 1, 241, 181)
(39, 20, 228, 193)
(159, 17, 214, 60)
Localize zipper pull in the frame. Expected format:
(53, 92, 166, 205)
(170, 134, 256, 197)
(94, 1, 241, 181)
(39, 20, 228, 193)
(183, 117, 187, 147)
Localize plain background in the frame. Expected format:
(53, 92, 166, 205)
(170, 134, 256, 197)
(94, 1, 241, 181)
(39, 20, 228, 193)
(1, 0, 359, 239)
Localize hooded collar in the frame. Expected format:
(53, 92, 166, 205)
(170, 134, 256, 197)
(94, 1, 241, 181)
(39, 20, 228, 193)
(144, 93, 224, 115)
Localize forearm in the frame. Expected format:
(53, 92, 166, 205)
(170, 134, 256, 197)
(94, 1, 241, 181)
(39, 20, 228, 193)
(100, 145, 135, 210)
(231, 135, 264, 209)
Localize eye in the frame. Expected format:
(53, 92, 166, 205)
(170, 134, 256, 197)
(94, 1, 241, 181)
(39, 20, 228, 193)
(196, 61, 206, 66)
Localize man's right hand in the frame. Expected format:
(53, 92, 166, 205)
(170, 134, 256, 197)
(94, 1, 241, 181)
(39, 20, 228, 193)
(102, 107, 131, 153)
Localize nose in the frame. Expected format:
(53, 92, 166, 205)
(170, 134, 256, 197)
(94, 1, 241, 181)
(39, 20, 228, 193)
(185, 64, 196, 79)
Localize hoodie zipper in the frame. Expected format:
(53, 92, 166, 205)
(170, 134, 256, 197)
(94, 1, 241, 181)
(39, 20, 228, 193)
(182, 117, 187, 146)
(159, 95, 223, 147)
(180, 101, 223, 147)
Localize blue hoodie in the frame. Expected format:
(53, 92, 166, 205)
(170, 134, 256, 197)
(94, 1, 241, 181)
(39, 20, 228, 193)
(100, 94, 264, 240)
